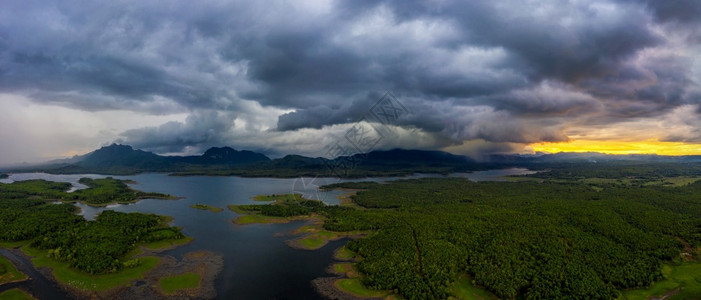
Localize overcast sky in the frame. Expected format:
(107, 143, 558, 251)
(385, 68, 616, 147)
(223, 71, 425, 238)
(1, 0, 700, 165)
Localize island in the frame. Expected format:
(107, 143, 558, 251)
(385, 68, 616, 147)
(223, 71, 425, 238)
(190, 203, 224, 213)
(66, 177, 179, 206)
(0, 178, 221, 299)
(228, 196, 368, 250)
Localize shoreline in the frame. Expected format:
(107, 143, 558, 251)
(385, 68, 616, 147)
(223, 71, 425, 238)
(4, 168, 529, 180)
(2, 240, 222, 300)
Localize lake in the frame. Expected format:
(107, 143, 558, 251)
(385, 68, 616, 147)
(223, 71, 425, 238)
(0, 168, 535, 299)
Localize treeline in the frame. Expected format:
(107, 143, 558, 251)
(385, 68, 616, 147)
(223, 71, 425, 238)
(236, 197, 327, 217)
(529, 162, 701, 180)
(316, 178, 701, 299)
(0, 181, 184, 275)
(0, 177, 174, 205)
(65, 178, 174, 204)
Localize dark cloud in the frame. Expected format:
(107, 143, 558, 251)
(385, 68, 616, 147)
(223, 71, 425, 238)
(117, 110, 238, 154)
(637, 0, 701, 24)
(0, 0, 699, 156)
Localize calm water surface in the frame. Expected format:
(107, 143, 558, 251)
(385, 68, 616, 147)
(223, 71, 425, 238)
(1, 168, 535, 299)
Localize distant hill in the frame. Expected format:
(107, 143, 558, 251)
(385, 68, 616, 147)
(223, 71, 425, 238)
(177, 147, 271, 165)
(4, 144, 700, 177)
(78, 144, 170, 169)
(20, 144, 271, 175)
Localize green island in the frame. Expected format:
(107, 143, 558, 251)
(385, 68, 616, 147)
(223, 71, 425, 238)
(0, 179, 191, 293)
(228, 197, 367, 249)
(190, 203, 224, 213)
(227, 195, 324, 225)
(247, 166, 701, 299)
(253, 193, 304, 201)
(0, 288, 34, 300)
(0, 174, 8, 180)
(0, 177, 177, 206)
(159, 272, 202, 294)
(0, 255, 27, 284)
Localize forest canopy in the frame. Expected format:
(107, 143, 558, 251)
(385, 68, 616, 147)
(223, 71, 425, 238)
(0, 179, 184, 274)
(310, 177, 701, 299)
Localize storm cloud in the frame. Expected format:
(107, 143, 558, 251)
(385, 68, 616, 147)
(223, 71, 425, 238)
(0, 0, 699, 162)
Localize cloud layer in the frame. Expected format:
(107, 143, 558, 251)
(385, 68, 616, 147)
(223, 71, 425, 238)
(1, 0, 700, 162)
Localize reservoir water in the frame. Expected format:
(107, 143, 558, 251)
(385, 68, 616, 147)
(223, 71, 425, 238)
(0, 168, 536, 299)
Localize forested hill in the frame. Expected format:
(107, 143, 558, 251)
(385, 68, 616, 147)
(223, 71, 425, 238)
(6, 145, 489, 176)
(13, 144, 272, 175)
(4, 144, 701, 177)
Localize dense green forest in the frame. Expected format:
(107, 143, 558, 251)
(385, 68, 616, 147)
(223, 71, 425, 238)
(246, 176, 701, 299)
(0, 180, 184, 274)
(0, 177, 174, 205)
(528, 162, 701, 180)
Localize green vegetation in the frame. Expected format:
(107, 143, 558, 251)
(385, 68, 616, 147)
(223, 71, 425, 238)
(0, 241, 28, 249)
(0, 179, 186, 278)
(0, 255, 27, 284)
(232, 213, 299, 225)
(253, 193, 303, 201)
(333, 263, 358, 277)
(451, 275, 498, 300)
(0, 289, 33, 300)
(0, 174, 8, 179)
(228, 196, 325, 224)
(190, 204, 223, 213)
(318, 176, 701, 299)
(66, 178, 176, 205)
(295, 230, 340, 250)
(159, 272, 201, 294)
(0, 177, 176, 206)
(23, 245, 159, 291)
(622, 262, 701, 300)
(143, 236, 194, 250)
(334, 246, 356, 260)
(335, 278, 391, 298)
(526, 162, 701, 180)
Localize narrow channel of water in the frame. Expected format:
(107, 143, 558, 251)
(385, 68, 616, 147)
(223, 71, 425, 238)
(0, 248, 71, 299)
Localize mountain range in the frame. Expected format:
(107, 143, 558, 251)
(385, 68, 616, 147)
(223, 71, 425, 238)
(4, 143, 701, 178)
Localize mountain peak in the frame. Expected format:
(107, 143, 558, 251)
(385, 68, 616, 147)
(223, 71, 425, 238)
(203, 146, 237, 159)
(195, 146, 270, 164)
(101, 143, 134, 151)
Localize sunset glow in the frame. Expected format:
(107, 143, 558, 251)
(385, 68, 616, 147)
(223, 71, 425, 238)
(531, 140, 701, 156)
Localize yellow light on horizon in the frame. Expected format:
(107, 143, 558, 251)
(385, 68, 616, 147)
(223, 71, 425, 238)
(531, 140, 701, 156)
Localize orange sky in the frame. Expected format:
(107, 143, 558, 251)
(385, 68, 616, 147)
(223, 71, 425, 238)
(530, 140, 701, 156)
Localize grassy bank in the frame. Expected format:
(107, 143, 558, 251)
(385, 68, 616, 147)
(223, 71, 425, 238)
(253, 193, 303, 202)
(622, 262, 701, 300)
(142, 236, 194, 251)
(0, 255, 27, 284)
(334, 279, 390, 298)
(333, 246, 356, 261)
(291, 224, 368, 250)
(159, 272, 201, 294)
(451, 275, 498, 300)
(22, 246, 159, 291)
(190, 204, 223, 213)
(0, 288, 34, 300)
(228, 204, 313, 225)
